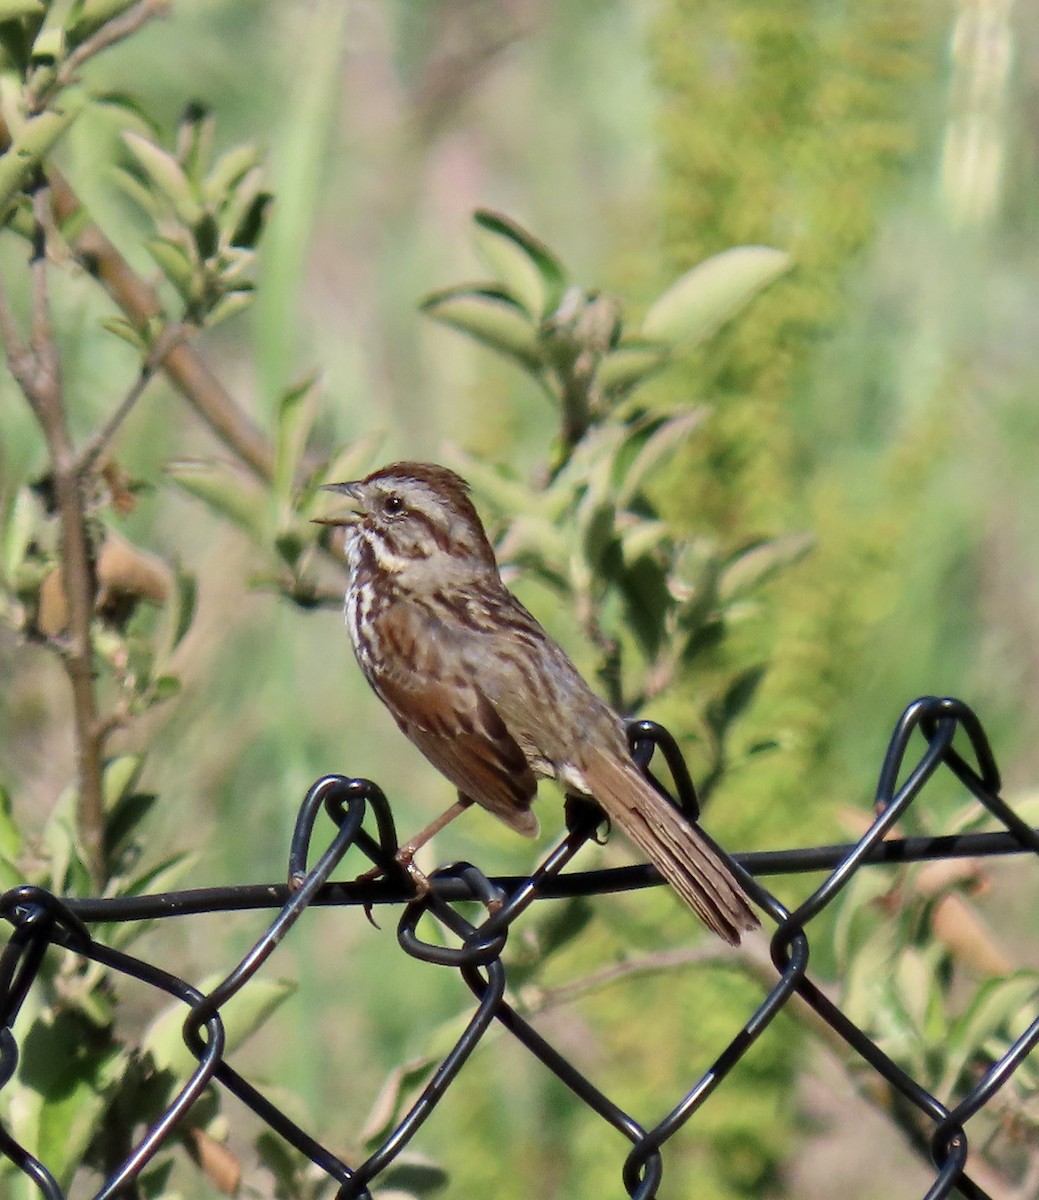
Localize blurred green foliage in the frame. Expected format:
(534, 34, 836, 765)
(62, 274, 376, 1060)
(1, 0, 1038, 1197)
(649, 1, 1039, 1194)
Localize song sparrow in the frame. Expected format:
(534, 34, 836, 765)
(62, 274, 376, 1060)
(318, 461, 758, 944)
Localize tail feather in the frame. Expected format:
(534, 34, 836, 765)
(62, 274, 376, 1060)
(578, 747, 758, 945)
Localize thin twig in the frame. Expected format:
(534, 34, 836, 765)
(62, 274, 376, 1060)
(523, 944, 732, 1014)
(28, 182, 57, 382)
(0, 279, 39, 414)
(78, 320, 189, 476)
(525, 934, 854, 1061)
(28, 0, 171, 114)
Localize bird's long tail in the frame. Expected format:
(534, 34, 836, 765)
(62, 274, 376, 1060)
(577, 746, 758, 945)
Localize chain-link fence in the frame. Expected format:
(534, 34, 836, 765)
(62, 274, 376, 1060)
(1, 694, 1037, 1199)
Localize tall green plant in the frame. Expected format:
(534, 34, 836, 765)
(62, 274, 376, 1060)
(0, 9, 793, 1173)
(647, 3, 1039, 1196)
(0, 4, 313, 1192)
(422, 209, 798, 760)
(414, 208, 799, 1199)
(651, 0, 943, 833)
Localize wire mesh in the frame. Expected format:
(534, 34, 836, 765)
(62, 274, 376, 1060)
(1, 694, 1037, 1199)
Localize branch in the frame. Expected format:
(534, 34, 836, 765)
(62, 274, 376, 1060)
(523, 944, 733, 1015)
(28, 0, 172, 114)
(0, 187, 108, 887)
(0, 108, 275, 481)
(0, 274, 39, 416)
(46, 170, 276, 480)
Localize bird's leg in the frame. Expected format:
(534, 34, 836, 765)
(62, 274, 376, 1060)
(394, 795, 474, 887)
(357, 794, 474, 892)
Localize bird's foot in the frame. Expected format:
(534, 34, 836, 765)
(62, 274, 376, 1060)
(354, 843, 430, 897)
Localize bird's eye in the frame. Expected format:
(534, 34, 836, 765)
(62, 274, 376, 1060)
(382, 493, 405, 516)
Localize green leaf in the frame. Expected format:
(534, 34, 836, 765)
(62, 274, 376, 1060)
(105, 790, 158, 864)
(579, 500, 616, 577)
(102, 754, 146, 811)
(254, 1130, 304, 1192)
(214, 164, 263, 240)
(2, 194, 35, 241)
(420, 285, 541, 370)
(840, 909, 901, 1028)
(168, 566, 197, 653)
(90, 90, 159, 137)
(472, 208, 567, 319)
(15, 1015, 127, 1182)
(117, 849, 196, 901)
(123, 130, 202, 226)
(193, 210, 220, 260)
(615, 410, 705, 505)
(299, 431, 383, 513)
(718, 533, 814, 602)
(597, 340, 671, 396)
(144, 235, 197, 304)
(100, 314, 147, 350)
(511, 896, 593, 986)
(71, 0, 140, 33)
(939, 972, 1039, 1096)
(229, 190, 272, 249)
(0, 783, 22, 866)
(834, 867, 900, 979)
(444, 454, 550, 521)
(166, 459, 267, 541)
(149, 674, 180, 703)
(495, 513, 569, 580)
(204, 142, 263, 202)
(620, 555, 670, 656)
(102, 852, 197, 942)
(0, 0, 44, 18)
(214, 247, 255, 286)
(273, 527, 305, 569)
(619, 518, 668, 564)
(137, 1159, 176, 1200)
(108, 163, 164, 219)
(706, 666, 766, 736)
(41, 782, 79, 893)
(892, 945, 943, 1044)
(378, 1153, 450, 1195)
(125, 636, 154, 695)
(176, 101, 214, 186)
(642, 245, 791, 347)
(29, 18, 62, 64)
(274, 373, 320, 502)
(0, 88, 85, 221)
(143, 977, 296, 1079)
(360, 1056, 439, 1150)
(2, 487, 34, 582)
(206, 288, 254, 328)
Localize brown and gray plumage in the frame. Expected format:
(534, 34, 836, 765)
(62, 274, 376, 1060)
(321, 461, 758, 944)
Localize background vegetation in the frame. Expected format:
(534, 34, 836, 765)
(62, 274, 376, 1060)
(1, 1, 1038, 1197)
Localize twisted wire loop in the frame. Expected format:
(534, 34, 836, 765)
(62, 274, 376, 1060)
(0, 698, 1036, 1198)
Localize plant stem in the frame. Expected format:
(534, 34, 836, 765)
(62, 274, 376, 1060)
(0, 184, 107, 887)
(46, 170, 276, 480)
(28, 0, 171, 114)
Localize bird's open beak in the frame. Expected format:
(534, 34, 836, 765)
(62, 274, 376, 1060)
(311, 481, 364, 526)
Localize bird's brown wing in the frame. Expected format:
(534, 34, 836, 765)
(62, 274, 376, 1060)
(373, 669, 540, 837)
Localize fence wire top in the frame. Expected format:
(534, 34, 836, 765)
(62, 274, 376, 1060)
(1, 695, 1036, 1200)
